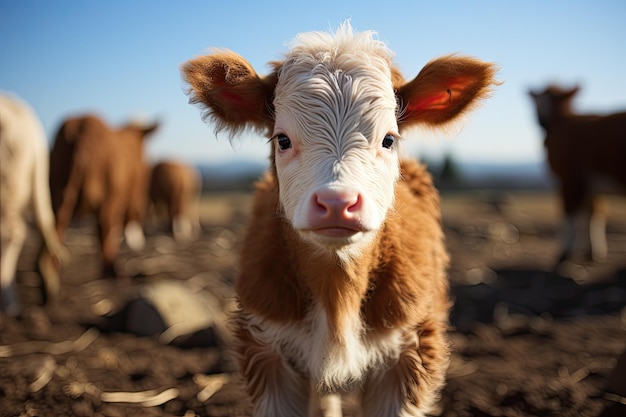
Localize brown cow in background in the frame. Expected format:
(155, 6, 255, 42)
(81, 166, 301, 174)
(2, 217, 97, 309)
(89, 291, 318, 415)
(529, 85, 626, 265)
(39, 115, 159, 285)
(148, 160, 202, 241)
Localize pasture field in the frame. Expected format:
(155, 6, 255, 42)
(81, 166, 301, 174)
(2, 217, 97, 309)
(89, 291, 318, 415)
(1, 190, 625, 416)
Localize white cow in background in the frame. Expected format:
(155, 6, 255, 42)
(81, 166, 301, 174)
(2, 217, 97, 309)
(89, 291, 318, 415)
(0, 93, 67, 316)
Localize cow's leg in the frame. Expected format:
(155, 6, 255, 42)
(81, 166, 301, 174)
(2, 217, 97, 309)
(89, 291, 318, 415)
(40, 180, 74, 271)
(556, 180, 587, 265)
(124, 203, 146, 252)
(361, 322, 449, 417)
(558, 214, 577, 264)
(37, 189, 73, 304)
(98, 199, 125, 277)
(236, 321, 310, 417)
(124, 220, 145, 252)
(38, 248, 61, 305)
(589, 196, 608, 262)
(124, 169, 147, 252)
(577, 206, 593, 260)
(32, 149, 68, 304)
(560, 200, 600, 264)
(53, 182, 78, 238)
(172, 188, 201, 241)
(1, 215, 27, 316)
(309, 390, 342, 417)
(169, 188, 191, 241)
(172, 215, 193, 242)
(38, 217, 65, 303)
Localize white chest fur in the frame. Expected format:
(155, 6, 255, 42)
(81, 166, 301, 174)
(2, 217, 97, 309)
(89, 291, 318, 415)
(246, 302, 404, 390)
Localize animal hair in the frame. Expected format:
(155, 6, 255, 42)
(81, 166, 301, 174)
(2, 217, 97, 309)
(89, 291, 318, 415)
(182, 22, 498, 416)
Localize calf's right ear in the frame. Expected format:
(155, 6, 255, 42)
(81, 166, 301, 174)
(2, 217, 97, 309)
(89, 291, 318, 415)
(181, 50, 277, 136)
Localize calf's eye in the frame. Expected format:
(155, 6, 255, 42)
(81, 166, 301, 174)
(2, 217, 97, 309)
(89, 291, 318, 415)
(382, 134, 395, 149)
(275, 134, 292, 151)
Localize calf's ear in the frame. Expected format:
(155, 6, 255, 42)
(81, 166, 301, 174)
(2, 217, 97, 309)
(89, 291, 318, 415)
(396, 54, 499, 130)
(181, 50, 277, 136)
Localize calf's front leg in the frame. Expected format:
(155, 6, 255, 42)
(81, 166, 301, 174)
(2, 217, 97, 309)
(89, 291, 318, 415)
(309, 389, 342, 417)
(362, 322, 449, 417)
(237, 324, 310, 417)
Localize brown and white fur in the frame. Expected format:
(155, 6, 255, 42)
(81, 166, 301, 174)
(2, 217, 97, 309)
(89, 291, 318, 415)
(182, 23, 498, 417)
(529, 85, 626, 265)
(0, 93, 67, 315)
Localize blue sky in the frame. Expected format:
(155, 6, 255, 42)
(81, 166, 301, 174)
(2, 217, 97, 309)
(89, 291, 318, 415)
(2, 1, 625, 166)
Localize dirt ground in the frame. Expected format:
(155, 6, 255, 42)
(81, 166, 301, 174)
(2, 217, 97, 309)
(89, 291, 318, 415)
(1, 190, 625, 417)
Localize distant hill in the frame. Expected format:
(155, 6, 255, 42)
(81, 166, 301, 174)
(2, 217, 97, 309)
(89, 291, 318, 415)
(196, 160, 267, 192)
(439, 160, 555, 191)
(196, 159, 556, 192)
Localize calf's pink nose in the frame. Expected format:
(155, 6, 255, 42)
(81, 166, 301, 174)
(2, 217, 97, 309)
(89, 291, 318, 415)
(312, 189, 362, 220)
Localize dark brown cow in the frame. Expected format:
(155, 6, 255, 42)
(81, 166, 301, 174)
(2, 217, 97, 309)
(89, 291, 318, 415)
(148, 160, 201, 241)
(529, 85, 626, 265)
(39, 115, 159, 286)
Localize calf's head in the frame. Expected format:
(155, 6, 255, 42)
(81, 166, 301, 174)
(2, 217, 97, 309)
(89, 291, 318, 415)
(182, 24, 497, 256)
(528, 85, 579, 130)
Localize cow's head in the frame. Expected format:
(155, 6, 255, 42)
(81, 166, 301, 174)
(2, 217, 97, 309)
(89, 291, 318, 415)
(182, 23, 497, 257)
(528, 85, 579, 130)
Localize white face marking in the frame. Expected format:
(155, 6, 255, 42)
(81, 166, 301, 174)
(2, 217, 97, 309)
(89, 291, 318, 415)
(272, 55, 401, 255)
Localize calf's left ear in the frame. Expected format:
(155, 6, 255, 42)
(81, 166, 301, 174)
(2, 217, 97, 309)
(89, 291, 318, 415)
(396, 54, 500, 130)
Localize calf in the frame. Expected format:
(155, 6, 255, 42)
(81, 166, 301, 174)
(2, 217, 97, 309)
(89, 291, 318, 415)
(183, 23, 497, 416)
(0, 93, 67, 315)
(529, 85, 626, 264)
(148, 160, 202, 241)
(39, 114, 159, 280)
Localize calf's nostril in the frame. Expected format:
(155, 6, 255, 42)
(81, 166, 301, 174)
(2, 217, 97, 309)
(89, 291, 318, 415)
(346, 194, 361, 213)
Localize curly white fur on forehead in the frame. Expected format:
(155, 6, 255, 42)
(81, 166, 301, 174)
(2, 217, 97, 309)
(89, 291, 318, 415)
(274, 23, 399, 145)
(285, 22, 395, 68)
